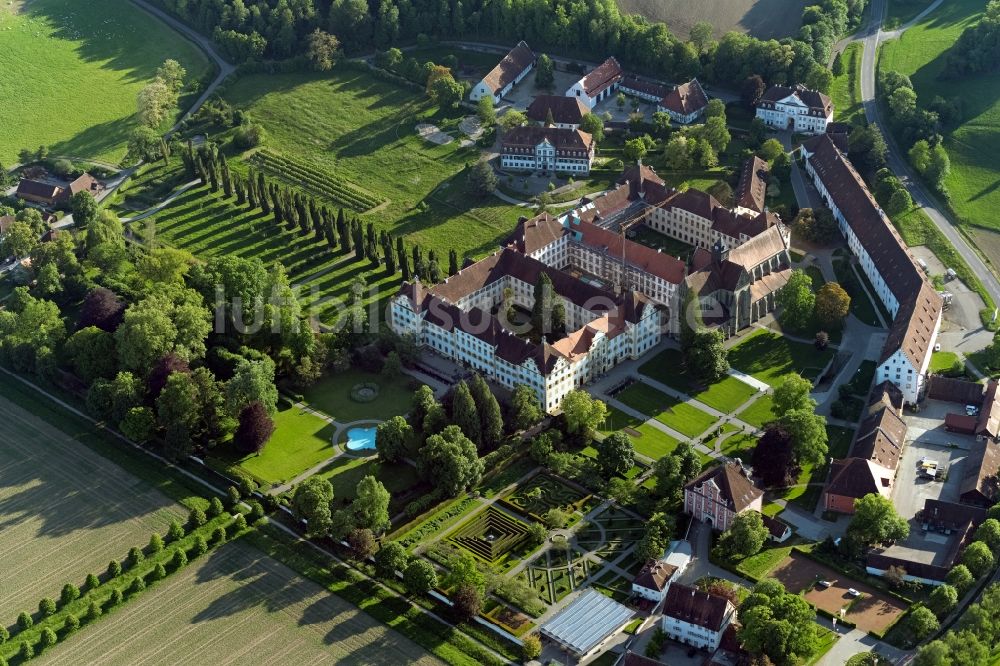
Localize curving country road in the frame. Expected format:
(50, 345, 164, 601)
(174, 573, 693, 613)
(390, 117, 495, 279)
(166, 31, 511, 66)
(129, 0, 236, 133)
(859, 0, 1000, 308)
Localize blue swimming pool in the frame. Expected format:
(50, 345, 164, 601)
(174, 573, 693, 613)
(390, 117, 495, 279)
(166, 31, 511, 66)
(345, 426, 377, 451)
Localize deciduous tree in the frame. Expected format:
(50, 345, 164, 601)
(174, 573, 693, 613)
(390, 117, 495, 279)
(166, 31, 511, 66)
(354, 475, 391, 533)
(234, 401, 275, 454)
(776, 269, 815, 331)
(376, 415, 412, 463)
(720, 511, 769, 560)
(292, 477, 334, 537)
(596, 432, 634, 478)
(848, 493, 909, 548)
(403, 560, 437, 595)
(418, 426, 483, 496)
(815, 282, 851, 328)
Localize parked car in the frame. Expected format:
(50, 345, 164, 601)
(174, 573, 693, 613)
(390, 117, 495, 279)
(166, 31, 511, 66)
(966, 405, 979, 416)
(848, 588, 861, 597)
(818, 580, 833, 588)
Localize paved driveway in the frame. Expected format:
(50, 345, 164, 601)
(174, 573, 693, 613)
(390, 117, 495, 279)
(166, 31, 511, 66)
(892, 438, 969, 520)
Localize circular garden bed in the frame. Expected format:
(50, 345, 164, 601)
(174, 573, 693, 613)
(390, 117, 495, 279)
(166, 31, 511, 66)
(350, 382, 380, 403)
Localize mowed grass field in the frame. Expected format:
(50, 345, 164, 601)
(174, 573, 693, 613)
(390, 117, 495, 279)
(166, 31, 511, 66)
(39, 539, 444, 666)
(616, 0, 807, 39)
(0, 0, 210, 165)
(223, 68, 525, 261)
(0, 385, 184, 616)
(880, 0, 1000, 257)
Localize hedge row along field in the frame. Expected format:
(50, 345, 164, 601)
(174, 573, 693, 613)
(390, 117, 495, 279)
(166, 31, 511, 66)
(248, 149, 384, 212)
(0, 504, 244, 663)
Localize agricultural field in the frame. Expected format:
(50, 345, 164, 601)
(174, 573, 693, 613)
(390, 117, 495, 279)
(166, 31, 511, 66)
(39, 539, 444, 665)
(0, 0, 210, 165)
(880, 0, 1000, 260)
(729, 329, 835, 387)
(222, 67, 525, 261)
(0, 383, 184, 616)
(615, 0, 807, 40)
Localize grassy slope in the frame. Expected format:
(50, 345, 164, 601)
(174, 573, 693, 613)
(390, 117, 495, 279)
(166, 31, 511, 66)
(831, 42, 865, 125)
(880, 0, 1000, 235)
(0, 0, 210, 165)
(223, 68, 525, 261)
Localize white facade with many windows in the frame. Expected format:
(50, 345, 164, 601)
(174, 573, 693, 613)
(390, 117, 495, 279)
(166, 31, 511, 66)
(499, 138, 593, 174)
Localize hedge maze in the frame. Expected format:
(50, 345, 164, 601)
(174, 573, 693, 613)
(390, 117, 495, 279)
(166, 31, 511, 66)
(248, 150, 384, 212)
(447, 507, 532, 564)
(499, 474, 591, 523)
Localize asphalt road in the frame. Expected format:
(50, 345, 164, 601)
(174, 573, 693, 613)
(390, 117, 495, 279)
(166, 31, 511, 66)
(859, 0, 1000, 309)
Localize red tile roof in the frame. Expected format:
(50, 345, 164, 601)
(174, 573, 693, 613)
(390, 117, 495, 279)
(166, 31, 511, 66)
(500, 126, 594, 156)
(662, 583, 733, 632)
(581, 57, 623, 97)
(802, 134, 942, 370)
(526, 95, 590, 126)
(660, 79, 708, 116)
(480, 41, 535, 94)
(16, 179, 63, 202)
(759, 84, 832, 118)
(685, 463, 762, 512)
(735, 155, 769, 213)
(960, 439, 1000, 505)
(632, 559, 677, 592)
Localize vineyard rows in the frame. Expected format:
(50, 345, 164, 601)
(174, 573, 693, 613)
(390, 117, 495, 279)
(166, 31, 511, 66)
(250, 150, 384, 212)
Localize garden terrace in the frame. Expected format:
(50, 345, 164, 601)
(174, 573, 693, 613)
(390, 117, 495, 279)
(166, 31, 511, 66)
(499, 473, 593, 524)
(447, 506, 534, 565)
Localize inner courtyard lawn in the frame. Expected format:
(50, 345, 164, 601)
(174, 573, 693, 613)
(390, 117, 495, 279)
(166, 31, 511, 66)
(0, 0, 210, 164)
(301, 369, 416, 423)
(616, 382, 718, 438)
(222, 68, 525, 261)
(728, 329, 835, 387)
(638, 349, 758, 412)
(737, 394, 776, 428)
(217, 404, 335, 485)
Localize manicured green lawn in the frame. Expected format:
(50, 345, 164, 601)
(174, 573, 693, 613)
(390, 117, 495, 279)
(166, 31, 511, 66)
(737, 394, 776, 428)
(628, 423, 681, 460)
(802, 626, 840, 666)
(318, 455, 422, 509)
(223, 68, 525, 261)
(735, 544, 794, 580)
(639, 348, 758, 412)
(729, 330, 835, 387)
(302, 369, 416, 423)
(599, 407, 644, 436)
(228, 404, 335, 485)
(720, 432, 758, 461)
(616, 382, 718, 438)
(881, 0, 1000, 238)
(0, 0, 210, 164)
(830, 42, 864, 126)
(929, 351, 960, 374)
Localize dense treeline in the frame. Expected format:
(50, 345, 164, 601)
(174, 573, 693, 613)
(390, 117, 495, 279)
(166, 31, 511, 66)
(944, 0, 1000, 78)
(154, 0, 866, 89)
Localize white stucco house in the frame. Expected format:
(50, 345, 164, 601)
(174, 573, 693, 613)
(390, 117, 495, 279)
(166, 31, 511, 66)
(756, 84, 834, 134)
(469, 41, 536, 104)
